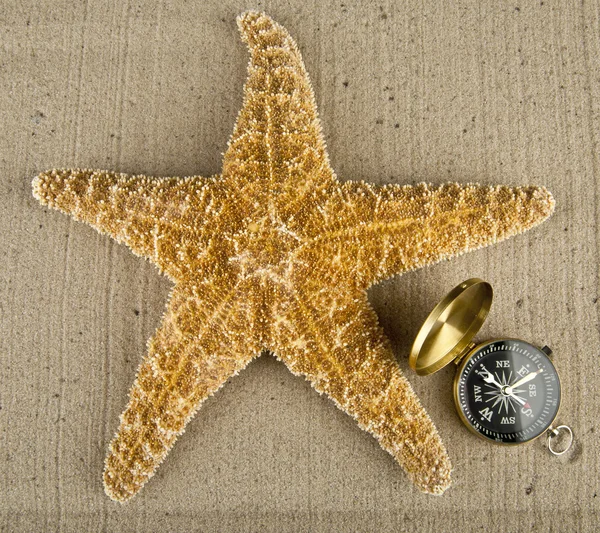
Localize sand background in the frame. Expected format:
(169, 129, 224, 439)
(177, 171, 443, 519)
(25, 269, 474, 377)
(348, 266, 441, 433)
(1, 0, 598, 531)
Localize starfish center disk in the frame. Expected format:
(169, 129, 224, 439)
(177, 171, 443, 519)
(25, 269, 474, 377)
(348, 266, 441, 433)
(229, 220, 302, 281)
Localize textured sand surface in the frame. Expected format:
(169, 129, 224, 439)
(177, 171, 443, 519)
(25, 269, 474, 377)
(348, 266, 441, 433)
(1, 1, 598, 531)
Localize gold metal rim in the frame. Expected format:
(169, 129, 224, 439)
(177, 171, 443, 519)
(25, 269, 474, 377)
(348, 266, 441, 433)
(409, 278, 493, 376)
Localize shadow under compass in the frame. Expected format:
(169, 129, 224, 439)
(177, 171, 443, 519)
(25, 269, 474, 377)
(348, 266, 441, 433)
(366, 267, 467, 426)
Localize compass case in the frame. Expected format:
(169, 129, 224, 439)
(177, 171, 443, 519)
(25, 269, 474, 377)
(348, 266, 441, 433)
(409, 278, 493, 376)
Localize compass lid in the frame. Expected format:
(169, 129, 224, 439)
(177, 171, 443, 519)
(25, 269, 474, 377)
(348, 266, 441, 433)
(409, 278, 493, 376)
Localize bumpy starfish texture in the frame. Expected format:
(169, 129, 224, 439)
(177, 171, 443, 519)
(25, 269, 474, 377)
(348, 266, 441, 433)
(32, 11, 555, 503)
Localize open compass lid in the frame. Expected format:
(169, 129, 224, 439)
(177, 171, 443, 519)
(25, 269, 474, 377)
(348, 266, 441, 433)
(409, 278, 493, 376)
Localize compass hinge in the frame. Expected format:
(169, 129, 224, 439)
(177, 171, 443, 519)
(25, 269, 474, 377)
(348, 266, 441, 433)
(454, 342, 477, 365)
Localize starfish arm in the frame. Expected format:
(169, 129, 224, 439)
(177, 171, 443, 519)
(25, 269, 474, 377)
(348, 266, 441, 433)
(268, 287, 452, 495)
(32, 169, 220, 279)
(103, 278, 261, 503)
(313, 181, 555, 290)
(222, 11, 334, 190)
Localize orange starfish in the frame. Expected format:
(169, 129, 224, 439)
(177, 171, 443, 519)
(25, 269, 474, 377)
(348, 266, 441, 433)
(32, 11, 555, 502)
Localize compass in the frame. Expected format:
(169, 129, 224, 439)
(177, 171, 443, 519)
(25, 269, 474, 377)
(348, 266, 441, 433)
(409, 278, 573, 453)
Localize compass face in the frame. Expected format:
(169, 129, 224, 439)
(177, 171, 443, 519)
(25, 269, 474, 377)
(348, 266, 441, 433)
(455, 339, 561, 444)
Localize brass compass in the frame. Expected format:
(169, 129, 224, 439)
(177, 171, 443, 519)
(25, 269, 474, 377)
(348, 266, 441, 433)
(409, 278, 573, 454)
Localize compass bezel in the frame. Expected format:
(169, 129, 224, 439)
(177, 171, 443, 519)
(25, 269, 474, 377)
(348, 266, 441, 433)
(452, 337, 562, 446)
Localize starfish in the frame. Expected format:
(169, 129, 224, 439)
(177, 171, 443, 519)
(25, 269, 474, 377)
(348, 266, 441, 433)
(32, 11, 555, 503)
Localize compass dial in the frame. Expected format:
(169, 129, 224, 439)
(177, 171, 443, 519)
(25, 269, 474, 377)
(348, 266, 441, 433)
(455, 339, 560, 444)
